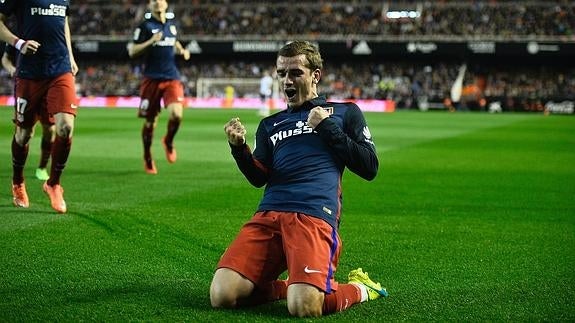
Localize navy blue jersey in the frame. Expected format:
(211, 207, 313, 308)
(132, 12, 180, 80)
(0, 0, 71, 79)
(231, 96, 379, 229)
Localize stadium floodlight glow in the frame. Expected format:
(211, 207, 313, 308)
(386, 10, 421, 19)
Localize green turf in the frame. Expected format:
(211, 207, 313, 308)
(0, 107, 573, 321)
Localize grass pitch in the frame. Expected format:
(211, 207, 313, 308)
(0, 107, 573, 321)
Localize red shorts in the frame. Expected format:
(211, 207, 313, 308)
(217, 211, 342, 293)
(138, 78, 184, 121)
(14, 73, 77, 128)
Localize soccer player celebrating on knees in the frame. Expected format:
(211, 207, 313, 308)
(211, 41, 388, 317)
(127, 0, 191, 175)
(2, 43, 55, 181)
(0, 0, 79, 214)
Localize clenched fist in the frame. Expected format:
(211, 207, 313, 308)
(224, 117, 246, 146)
(307, 106, 330, 129)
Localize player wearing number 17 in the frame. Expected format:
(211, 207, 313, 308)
(0, 0, 79, 214)
(211, 41, 388, 317)
(127, 0, 191, 175)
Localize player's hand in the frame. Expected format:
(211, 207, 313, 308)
(7, 66, 16, 77)
(182, 49, 191, 61)
(70, 59, 79, 76)
(20, 40, 41, 55)
(307, 106, 329, 129)
(224, 117, 246, 146)
(151, 32, 163, 44)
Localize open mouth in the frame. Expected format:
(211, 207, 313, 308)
(285, 89, 296, 99)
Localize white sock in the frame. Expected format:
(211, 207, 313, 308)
(351, 283, 368, 302)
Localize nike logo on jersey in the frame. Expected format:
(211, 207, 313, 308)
(273, 119, 289, 126)
(304, 266, 322, 274)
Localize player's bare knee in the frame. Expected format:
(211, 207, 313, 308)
(54, 112, 75, 138)
(56, 123, 73, 138)
(209, 281, 237, 308)
(170, 109, 183, 121)
(14, 127, 33, 145)
(286, 287, 324, 317)
(14, 133, 32, 146)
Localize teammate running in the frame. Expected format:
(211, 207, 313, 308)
(0, 0, 79, 213)
(2, 43, 55, 181)
(127, 0, 191, 175)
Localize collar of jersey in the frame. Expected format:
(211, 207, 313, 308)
(286, 95, 326, 113)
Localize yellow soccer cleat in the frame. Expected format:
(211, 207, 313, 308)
(35, 168, 50, 181)
(348, 268, 388, 300)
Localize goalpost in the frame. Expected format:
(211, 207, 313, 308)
(196, 77, 279, 99)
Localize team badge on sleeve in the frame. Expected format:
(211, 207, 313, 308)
(322, 107, 334, 115)
(363, 126, 374, 145)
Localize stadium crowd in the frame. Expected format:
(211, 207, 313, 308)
(68, 1, 575, 40)
(2, 58, 572, 111)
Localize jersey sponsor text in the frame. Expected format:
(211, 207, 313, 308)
(31, 4, 66, 17)
(269, 121, 313, 146)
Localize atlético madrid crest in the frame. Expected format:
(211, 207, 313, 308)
(322, 107, 333, 115)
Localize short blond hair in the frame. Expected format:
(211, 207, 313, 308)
(278, 41, 323, 71)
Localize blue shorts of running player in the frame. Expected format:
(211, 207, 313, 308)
(216, 211, 342, 293)
(138, 77, 185, 122)
(14, 72, 77, 128)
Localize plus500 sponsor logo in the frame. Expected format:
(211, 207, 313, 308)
(31, 4, 66, 17)
(270, 121, 313, 146)
(154, 37, 176, 47)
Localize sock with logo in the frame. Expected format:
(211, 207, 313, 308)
(322, 284, 362, 314)
(12, 136, 29, 184)
(47, 136, 72, 186)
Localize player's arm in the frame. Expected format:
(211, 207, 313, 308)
(127, 27, 162, 58)
(175, 40, 190, 60)
(0, 13, 17, 47)
(1, 45, 15, 77)
(0, 13, 40, 55)
(311, 105, 379, 180)
(64, 16, 78, 76)
(225, 118, 269, 187)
